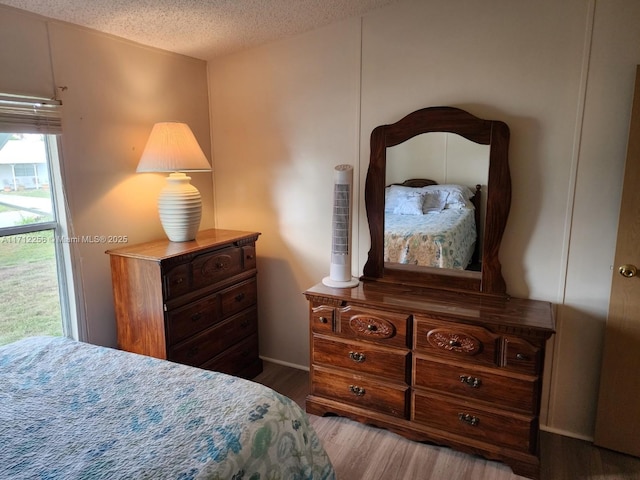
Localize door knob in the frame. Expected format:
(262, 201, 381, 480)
(618, 264, 638, 278)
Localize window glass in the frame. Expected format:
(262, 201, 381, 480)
(0, 133, 64, 345)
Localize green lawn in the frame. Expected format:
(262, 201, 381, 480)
(0, 230, 63, 345)
(0, 189, 50, 198)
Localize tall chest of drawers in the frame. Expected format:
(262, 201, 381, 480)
(107, 229, 262, 379)
(304, 281, 554, 479)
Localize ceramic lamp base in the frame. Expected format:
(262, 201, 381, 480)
(158, 172, 202, 242)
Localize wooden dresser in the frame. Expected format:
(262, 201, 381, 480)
(304, 281, 554, 479)
(107, 228, 262, 379)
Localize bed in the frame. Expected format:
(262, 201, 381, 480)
(384, 180, 481, 269)
(0, 336, 335, 480)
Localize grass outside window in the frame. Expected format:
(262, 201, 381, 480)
(0, 230, 62, 345)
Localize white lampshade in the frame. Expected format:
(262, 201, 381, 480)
(137, 122, 211, 242)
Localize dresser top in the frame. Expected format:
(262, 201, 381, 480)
(305, 281, 555, 336)
(106, 229, 260, 261)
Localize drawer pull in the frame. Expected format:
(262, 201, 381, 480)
(235, 293, 246, 302)
(175, 277, 184, 284)
(349, 385, 366, 396)
(240, 320, 250, 328)
(427, 329, 481, 355)
(458, 413, 479, 426)
(459, 375, 482, 388)
(516, 353, 528, 361)
(348, 351, 366, 363)
(246, 254, 255, 260)
(349, 316, 395, 339)
(191, 312, 202, 322)
(319, 316, 328, 324)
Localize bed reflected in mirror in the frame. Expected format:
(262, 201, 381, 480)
(363, 106, 511, 295)
(384, 132, 489, 273)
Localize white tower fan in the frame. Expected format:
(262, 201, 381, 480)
(322, 164, 359, 288)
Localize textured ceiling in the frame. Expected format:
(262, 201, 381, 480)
(0, 0, 397, 60)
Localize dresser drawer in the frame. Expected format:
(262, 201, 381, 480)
(166, 293, 219, 345)
(168, 308, 257, 367)
(414, 317, 500, 367)
(202, 333, 260, 376)
(503, 336, 542, 375)
(338, 305, 410, 348)
(220, 278, 257, 318)
(192, 247, 243, 291)
(164, 263, 191, 300)
(313, 335, 409, 383)
(413, 392, 536, 453)
(242, 245, 257, 270)
(311, 366, 409, 418)
(413, 356, 538, 414)
(310, 305, 335, 334)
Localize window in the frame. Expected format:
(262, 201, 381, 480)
(0, 94, 76, 345)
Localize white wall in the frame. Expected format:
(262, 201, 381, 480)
(208, 19, 362, 368)
(386, 133, 489, 186)
(548, 0, 640, 438)
(0, 5, 214, 346)
(208, 0, 640, 440)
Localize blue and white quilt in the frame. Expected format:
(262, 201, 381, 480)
(384, 207, 477, 269)
(0, 336, 335, 480)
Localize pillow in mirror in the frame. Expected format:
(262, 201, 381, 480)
(423, 184, 474, 209)
(392, 191, 425, 215)
(385, 185, 427, 213)
(422, 190, 449, 213)
(385, 184, 474, 215)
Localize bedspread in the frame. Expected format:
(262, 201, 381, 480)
(384, 208, 476, 269)
(0, 336, 335, 480)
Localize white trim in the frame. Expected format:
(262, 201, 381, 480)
(259, 355, 309, 372)
(540, 424, 594, 443)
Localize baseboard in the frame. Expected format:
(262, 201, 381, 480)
(540, 424, 594, 442)
(260, 355, 309, 372)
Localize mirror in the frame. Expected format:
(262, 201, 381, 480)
(385, 132, 490, 271)
(362, 106, 511, 295)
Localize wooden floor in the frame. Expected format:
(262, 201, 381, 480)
(253, 361, 640, 480)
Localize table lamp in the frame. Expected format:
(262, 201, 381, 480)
(136, 122, 211, 242)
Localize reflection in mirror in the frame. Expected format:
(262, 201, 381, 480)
(384, 133, 489, 272)
(363, 106, 511, 296)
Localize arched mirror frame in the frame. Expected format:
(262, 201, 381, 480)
(362, 106, 511, 296)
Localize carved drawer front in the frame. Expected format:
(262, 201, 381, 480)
(338, 305, 409, 348)
(414, 317, 500, 367)
(503, 336, 542, 375)
(202, 333, 259, 376)
(242, 245, 257, 270)
(169, 308, 257, 367)
(164, 263, 191, 300)
(312, 366, 409, 418)
(413, 356, 538, 414)
(313, 335, 409, 383)
(166, 293, 219, 345)
(311, 305, 335, 334)
(220, 278, 257, 318)
(192, 247, 243, 291)
(413, 392, 536, 453)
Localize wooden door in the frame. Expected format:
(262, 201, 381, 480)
(593, 66, 640, 456)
